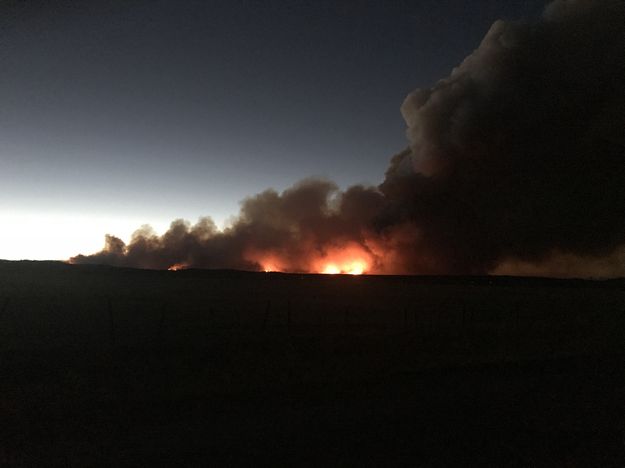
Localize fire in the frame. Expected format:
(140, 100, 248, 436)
(247, 242, 373, 275)
(344, 260, 366, 275)
(321, 260, 366, 275)
(316, 243, 371, 275)
(167, 263, 187, 271)
(255, 253, 286, 273)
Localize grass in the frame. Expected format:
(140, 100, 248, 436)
(1, 260, 625, 466)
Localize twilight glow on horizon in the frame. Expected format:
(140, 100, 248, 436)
(0, 1, 546, 262)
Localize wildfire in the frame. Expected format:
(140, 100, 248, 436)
(315, 243, 371, 275)
(256, 254, 285, 273)
(344, 260, 366, 275)
(249, 242, 373, 275)
(167, 263, 187, 271)
(321, 260, 366, 275)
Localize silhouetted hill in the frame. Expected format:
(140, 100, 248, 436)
(1, 259, 625, 466)
(2, 258, 623, 288)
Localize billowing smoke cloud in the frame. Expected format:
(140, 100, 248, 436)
(379, 0, 625, 274)
(71, 180, 394, 273)
(72, 0, 625, 277)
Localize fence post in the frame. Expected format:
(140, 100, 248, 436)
(156, 303, 166, 348)
(263, 300, 271, 331)
(1, 296, 9, 338)
(286, 300, 292, 332)
(1, 297, 9, 317)
(107, 297, 115, 348)
(460, 302, 467, 334)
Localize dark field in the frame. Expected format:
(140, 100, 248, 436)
(1, 261, 625, 466)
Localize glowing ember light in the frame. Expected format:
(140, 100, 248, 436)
(322, 264, 341, 274)
(316, 243, 372, 275)
(168, 263, 187, 271)
(320, 260, 367, 275)
(249, 251, 286, 273)
(248, 242, 373, 275)
(345, 261, 365, 275)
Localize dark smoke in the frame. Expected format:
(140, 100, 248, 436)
(71, 180, 388, 272)
(379, 0, 625, 275)
(72, 0, 625, 277)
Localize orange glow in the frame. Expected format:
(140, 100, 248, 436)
(168, 263, 187, 271)
(315, 242, 372, 275)
(322, 264, 341, 274)
(321, 260, 366, 275)
(255, 253, 286, 273)
(246, 242, 374, 275)
(344, 260, 366, 275)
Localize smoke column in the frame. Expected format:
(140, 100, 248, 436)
(72, 0, 625, 277)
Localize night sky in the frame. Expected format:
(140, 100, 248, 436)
(2, 1, 548, 260)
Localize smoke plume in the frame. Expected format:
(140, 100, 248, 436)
(72, 0, 625, 277)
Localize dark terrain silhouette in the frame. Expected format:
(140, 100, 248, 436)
(1, 260, 625, 466)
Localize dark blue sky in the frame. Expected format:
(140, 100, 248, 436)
(0, 0, 546, 259)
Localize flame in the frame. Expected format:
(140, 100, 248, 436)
(255, 253, 286, 273)
(314, 242, 371, 275)
(322, 264, 341, 274)
(344, 260, 366, 275)
(246, 242, 373, 275)
(321, 260, 366, 275)
(168, 263, 187, 271)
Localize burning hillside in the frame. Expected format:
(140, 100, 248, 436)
(71, 0, 625, 277)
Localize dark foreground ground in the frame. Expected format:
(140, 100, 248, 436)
(1, 261, 625, 466)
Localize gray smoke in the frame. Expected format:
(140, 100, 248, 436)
(379, 0, 625, 274)
(72, 0, 625, 277)
(71, 180, 388, 272)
